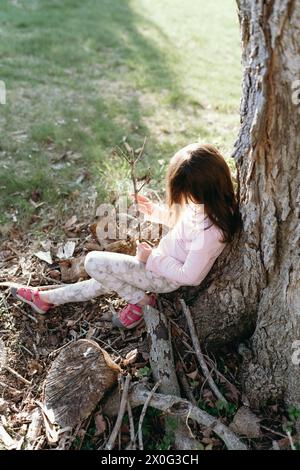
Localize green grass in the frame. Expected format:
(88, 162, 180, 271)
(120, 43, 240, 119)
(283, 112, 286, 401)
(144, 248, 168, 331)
(0, 0, 241, 235)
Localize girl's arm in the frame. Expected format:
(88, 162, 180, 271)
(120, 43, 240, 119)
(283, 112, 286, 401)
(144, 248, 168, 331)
(133, 194, 173, 227)
(146, 229, 226, 285)
(143, 203, 173, 227)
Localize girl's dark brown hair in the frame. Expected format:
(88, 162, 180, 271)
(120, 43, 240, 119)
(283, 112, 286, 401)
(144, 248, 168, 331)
(166, 143, 242, 243)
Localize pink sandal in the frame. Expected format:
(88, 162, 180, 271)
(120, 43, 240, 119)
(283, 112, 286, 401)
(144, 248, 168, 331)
(10, 286, 54, 314)
(113, 294, 157, 330)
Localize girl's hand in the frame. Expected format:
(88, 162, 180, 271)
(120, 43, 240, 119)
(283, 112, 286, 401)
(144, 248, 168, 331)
(136, 241, 152, 263)
(131, 194, 153, 216)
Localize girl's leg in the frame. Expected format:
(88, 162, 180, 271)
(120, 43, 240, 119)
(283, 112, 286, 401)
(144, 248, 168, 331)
(15, 251, 178, 315)
(83, 251, 180, 304)
(39, 278, 107, 305)
(82, 250, 180, 329)
(38, 252, 149, 307)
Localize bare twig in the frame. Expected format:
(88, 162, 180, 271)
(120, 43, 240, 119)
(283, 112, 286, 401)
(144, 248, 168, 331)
(0, 380, 20, 392)
(114, 137, 149, 241)
(179, 299, 227, 404)
(260, 425, 286, 438)
(127, 401, 136, 450)
(5, 365, 31, 386)
(14, 304, 38, 324)
(286, 430, 296, 450)
(176, 362, 197, 406)
(138, 380, 161, 450)
(105, 373, 131, 450)
(135, 136, 147, 164)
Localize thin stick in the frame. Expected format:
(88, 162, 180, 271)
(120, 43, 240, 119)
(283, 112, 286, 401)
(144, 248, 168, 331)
(91, 336, 123, 360)
(127, 401, 136, 450)
(114, 137, 149, 241)
(0, 380, 20, 392)
(138, 380, 161, 450)
(77, 414, 93, 450)
(179, 299, 227, 404)
(105, 374, 131, 450)
(135, 136, 147, 164)
(176, 362, 197, 406)
(260, 425, 286, 438)
(286, 430, 296, 450)
(5, 365, 31, 386)
(14, 304, 38, 324)
(26, 273, 32, 287)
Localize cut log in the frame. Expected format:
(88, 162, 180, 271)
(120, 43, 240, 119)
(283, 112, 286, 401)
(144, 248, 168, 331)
(43, 339, 121, 429)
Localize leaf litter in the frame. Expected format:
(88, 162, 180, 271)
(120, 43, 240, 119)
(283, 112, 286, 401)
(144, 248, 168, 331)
(0, 215, 296, 450)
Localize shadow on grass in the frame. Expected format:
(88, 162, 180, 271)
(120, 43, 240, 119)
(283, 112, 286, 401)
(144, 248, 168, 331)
(0, 0, 188, 228)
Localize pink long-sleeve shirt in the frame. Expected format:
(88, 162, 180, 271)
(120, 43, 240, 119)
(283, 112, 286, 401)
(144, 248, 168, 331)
(145, 203, 227, 286)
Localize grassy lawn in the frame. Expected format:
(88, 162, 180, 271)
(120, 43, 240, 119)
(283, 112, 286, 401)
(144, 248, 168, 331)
(0, 0, 241, 237)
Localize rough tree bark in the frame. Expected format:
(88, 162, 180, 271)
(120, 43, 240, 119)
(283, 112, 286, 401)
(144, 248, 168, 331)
(180, 0, 300, 408)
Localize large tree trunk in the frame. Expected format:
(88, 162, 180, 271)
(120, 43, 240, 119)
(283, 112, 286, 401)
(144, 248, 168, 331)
(183, 0, 300, 408)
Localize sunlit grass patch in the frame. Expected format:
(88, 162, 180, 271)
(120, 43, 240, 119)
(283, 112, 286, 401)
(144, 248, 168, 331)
(0, 0, 241, 233)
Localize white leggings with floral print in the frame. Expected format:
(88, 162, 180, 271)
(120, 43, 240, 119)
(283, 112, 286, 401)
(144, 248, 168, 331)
(44, 251, 180, 306)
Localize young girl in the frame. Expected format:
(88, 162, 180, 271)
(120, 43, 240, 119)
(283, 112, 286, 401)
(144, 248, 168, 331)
(11, 143, 241, 329)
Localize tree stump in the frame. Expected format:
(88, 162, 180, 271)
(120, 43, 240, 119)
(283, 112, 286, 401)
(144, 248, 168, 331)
(43, 339, 121, 429)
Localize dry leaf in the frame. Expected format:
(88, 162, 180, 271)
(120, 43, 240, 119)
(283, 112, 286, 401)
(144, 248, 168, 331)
(64, 215, 77, 230)
(47, 269, 61, 280)
(0, 398, 8, 414)
(34, 251, 53, 265)
(229, 406, 261, 438)
(27, 359, 43, 376)
(186, 370, 198, 380)
(0, 423, 21, 450)
(40, 239, 52, 251)
(94, 413, 107, 436)
(25, 408, 43, 450)
(59, 256, 88, 282)
(123, 349, 138, 366)
(56, 241, 76, 259)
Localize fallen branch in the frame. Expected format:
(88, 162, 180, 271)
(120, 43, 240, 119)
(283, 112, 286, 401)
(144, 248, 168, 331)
(130, 384, 247, 451)
(179, 299, 227, 404)
(143, 304, 180, 395)
(105, 373, 131, 450)
(143, 304, 200, 450)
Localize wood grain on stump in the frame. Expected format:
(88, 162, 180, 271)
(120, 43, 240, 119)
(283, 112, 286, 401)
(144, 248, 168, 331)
(43, 339, 121, 428)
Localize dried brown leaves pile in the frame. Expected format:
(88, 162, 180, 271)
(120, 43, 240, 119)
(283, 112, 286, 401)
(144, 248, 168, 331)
(0, 220, 292, 450)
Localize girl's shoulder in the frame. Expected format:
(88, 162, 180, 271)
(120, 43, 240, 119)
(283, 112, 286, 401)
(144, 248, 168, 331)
(205, 222, 227, 246)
